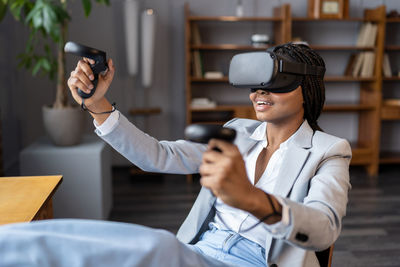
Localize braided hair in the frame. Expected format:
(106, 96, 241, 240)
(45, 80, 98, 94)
(273, 43, 326, 132)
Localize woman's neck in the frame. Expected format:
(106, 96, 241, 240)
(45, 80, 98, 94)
(265, 118, 304, 148)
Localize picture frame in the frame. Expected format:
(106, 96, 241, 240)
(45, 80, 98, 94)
(308, 0, 349, 19)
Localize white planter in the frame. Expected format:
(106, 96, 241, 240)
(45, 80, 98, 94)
(42, 105, 85, 146)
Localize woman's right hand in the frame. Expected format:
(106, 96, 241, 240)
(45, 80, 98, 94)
(67, 58, 115, 108)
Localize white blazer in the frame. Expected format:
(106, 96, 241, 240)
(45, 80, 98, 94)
(97, 114, 352, 267)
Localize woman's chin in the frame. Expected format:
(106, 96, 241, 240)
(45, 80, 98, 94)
(255, 113, 270, 122)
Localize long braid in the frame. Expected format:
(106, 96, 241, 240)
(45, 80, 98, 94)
(274, 43, 326, 132)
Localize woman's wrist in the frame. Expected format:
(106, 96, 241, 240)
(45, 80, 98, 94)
(84, 97, 113, 125)
(247, 188, 282, 224)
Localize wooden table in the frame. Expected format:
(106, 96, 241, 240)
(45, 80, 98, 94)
(0, 175, 63, 225)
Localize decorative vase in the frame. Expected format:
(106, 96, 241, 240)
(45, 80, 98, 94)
(141, 8, 156, 88)
(42, 105, 85, 146)
(124, 0, 139, 76)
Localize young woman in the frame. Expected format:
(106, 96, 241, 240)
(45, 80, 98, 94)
(0, 43, 351, 267)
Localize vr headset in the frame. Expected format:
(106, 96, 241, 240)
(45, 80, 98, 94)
(228, 45, 325, 93)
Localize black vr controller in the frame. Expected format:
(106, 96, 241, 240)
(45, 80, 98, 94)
(184, 124, 236, 151)
(64, 41, 108, 99)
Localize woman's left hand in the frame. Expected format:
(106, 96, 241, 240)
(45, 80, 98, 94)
(199, 139, 256, 210)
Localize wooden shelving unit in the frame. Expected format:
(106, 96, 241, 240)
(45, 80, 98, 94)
(184, 4, 397, 175)
(184, 2, 291, 125)
(294, 6, 386, 175)
(380, 15, 400, 164)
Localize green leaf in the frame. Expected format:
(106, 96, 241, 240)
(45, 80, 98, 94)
(32, 59, 42, 76)
(25, 32, 34, 53)
(9, 0, 27, 21)
(0, 1, 7, 22)
(25, 1, 42, 27)
(81, 0, 91, 17)
(41, 57, 51, 72)
(44, 44, 50, 55)
(41, 3, 57, 34)
(53, 4, 70, 22)
(25, 0, 60, 39)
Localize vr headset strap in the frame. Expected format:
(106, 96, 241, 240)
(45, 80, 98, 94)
(279, 60, 325, 77)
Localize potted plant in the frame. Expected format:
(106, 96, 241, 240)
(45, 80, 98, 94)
(0, 0, 110, 146)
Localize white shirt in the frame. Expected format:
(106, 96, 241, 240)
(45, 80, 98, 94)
(212, 121, 292, 248)
(95, 112, 291, 248)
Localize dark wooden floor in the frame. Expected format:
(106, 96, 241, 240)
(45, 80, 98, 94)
(109, 165, 400, 267)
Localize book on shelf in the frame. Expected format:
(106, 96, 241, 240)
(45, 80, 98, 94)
(351, 52, 375, 77)
(382, 53, 392, 77)
(191, 98, 217, 109)
(344, 53, 357, 76)
(191, 24, 202, 45)
(356, 22, 377, 47)
(191, 24, 203, 78)
(351, 22, 378, 77)
(383, 99, 400, 106)
(192, 51, 203, 78)
(352, 52, 365, 77)
(360, 52, 375, 77)
(204, 71, 224, 79)
(366, 24, 378, 47)
(356, 23, 368, 47)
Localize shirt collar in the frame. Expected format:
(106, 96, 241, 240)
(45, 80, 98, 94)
(249, 120, 306, 149)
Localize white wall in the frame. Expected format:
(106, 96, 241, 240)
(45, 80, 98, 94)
(1, 0, 399, 172)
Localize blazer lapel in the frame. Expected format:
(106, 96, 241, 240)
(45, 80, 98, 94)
(273, 147, 310, 197)
(176, 187, 216, 243)
(273, 121, 313, 197)
(234, 128, 258, 155)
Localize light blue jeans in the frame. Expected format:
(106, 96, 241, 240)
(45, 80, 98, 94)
(189, 224, 266, 267)
(0, 219, 266, 267)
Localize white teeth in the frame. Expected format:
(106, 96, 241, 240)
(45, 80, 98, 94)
(257, 100, 272, 105)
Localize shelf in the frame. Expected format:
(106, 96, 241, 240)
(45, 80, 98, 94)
(383, 76, 400, 81)
(191, 77, 229, 83)
(351, 146, 374, 165)
(190, 121, 226, 125)
(385, 45, 400, 51)
(190, 44, 375, 51)
(292, 17, 373, 22)
(380, 151, 400, 164)
(191, 44, 272, 51)
(386, 18, 400, 23)
(190, 76, 376, 83)
(310, 45, 376, 51)
(190, 105, 250, 112)
(381, 104, 400, 120)
(190, 104, 376, 113)
(129, 108, 162, 116)
(323, 104, 376, 112)
(324, 76, 376, 82)
(188, 16, 282, 22)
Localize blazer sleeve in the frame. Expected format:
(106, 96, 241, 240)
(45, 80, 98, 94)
(279, 138, 352, 251)
(96, 112, 207, 174)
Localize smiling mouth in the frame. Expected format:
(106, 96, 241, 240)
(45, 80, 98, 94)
(256, 100, 273, 106)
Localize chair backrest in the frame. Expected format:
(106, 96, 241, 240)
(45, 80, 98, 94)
(315, 244, 334, 267)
